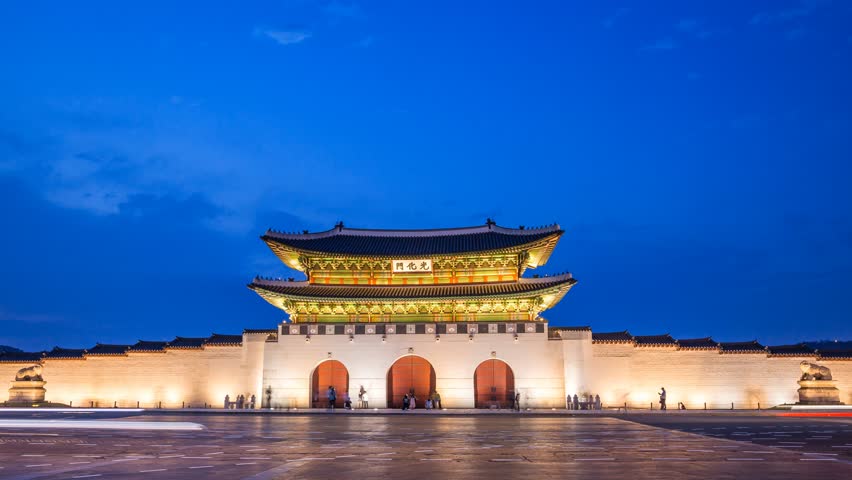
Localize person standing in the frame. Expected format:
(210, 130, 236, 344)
(572, 394, 579, 411)
(514, 392, 521, 411)
(224, 394, 230, 409)
(433, 390, 442, 410)
(659, 387, 667, 411)
(362, 391, 369, 409)
(328, 386, 337, 410)
(358, 385, 366, 409)
(594, 394, 601, 410)
(250, 394, 256, 409)
(402, 394, 410, 411)
(410, 394, 417, 410)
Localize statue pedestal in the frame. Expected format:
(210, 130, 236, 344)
(797, 380, 842, 405)
(7, 380, 47, 405)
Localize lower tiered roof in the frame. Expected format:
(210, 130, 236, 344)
(249, 274, 576, 320)
(249, 274, 575, 301)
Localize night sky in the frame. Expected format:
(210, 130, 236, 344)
(1, 1, 851, 352)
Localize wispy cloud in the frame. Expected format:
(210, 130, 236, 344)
(602, 8, 630, 29)
(0, 98, 381, 234)
(0, 308, 64, 324)
(640, 38, 677, 51)
(254, 27, 312, 46)
(750, 1, 817, 25)
(324, 2, 364, 19)
(676, 18, 714, 39)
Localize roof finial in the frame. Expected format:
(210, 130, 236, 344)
(335, 221, 344, 232)
(486, 218, 495, 228)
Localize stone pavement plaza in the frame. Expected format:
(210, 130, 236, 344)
(0, 411, 850, 479)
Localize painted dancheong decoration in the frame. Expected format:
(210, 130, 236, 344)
(250, 220, 573, 324)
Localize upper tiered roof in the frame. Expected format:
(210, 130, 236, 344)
(263, 221, 563, 269)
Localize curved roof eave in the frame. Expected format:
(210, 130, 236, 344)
(248, 275, 576, 304)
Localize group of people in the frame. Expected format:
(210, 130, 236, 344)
(400, 390, 442, 411)
(322, 385, 373, 410)
(227, 387, 680, 411)
(224, 393, 256, 409)
(567, 393, 602, 410)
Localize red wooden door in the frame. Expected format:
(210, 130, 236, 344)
(386, 356, 436, 408)
(311, 360, 349, 408)
(474, 359, 515, 408)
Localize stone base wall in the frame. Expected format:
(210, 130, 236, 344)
(570, 341, 852, 409)
(4, 328, 852, 409)
(1, 337, 266, 408)
(262, 330, 566, 409)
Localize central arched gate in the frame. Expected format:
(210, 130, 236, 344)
(386, 355, 436, 408)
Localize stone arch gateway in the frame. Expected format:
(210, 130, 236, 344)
(386, 355, 436, 408)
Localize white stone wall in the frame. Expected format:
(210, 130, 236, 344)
(569, 339, 852, 409)
(6, 329, 852, 409)
(262, 330, 566, 409)
(29, 343, 264, 408)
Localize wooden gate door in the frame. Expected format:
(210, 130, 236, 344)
(474, 359, 515, 408)
(386, 356, 436, 408)
(311, 360, 349, 408)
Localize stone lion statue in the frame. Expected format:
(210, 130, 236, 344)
(800, 361, 832, 381)
(15, 364, 43, 381)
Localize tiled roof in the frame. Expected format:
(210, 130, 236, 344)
(166, 337, 206, 349)
(718, 341, 765, 354)
(547, 326, 590, 339)
(86, 343, 130, 356)
(592, 331, 634, 343)
(244, 328, 277, 334)
(677, 337, 718, 350)
(0, 351, 44, 363)
(128, 340, 169, 352)
(817, 350, 852, 360)
(633, 334, 677, 346)
(262, 223, 562, 256)
(766, 343, 816, 357)
(250, 274, 575, 300)
(552, 326, 591, 331)
(44, 347, 87, 359)
(205, 333, 243, 346)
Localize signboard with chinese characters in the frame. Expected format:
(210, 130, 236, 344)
(392, 259, 432, 273)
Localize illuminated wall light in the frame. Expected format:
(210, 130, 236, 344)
(468, 334, 474, 342)
(305, 335, 311, 343)
(349, 335, 354, 343)
(435, 335, 440, 343)
(381, 335, 386, 343)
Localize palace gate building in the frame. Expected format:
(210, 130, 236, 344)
(2, 221, 851, 408)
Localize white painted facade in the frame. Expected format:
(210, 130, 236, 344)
(4, 324, 850, 408)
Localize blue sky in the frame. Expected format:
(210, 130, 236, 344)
(1, 1, 851, 351)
